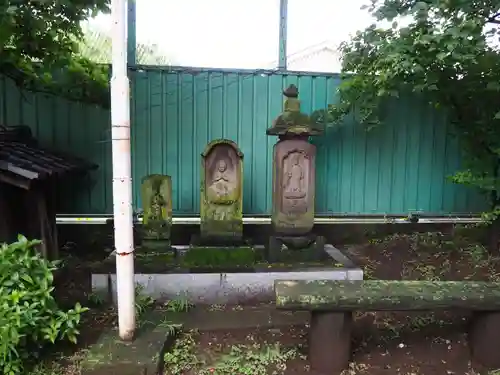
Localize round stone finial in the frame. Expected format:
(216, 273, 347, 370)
(283, 84, 299, 98)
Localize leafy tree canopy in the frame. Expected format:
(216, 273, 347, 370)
(1, 0, 111, 105)
(331, 0, 500, 215)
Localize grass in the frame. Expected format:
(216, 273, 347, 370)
(163, 329, 298, 375)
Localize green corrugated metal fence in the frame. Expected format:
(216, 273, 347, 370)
(0, 68, 488, 215)
(0, 75, 112, 214)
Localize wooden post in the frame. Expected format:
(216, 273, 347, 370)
(47, 183, 59, 259)
(35, 189, 50, 259)
(0, 184, 12, 242)
(29, 184, 59, 260)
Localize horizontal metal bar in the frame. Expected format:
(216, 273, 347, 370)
(55, 215, 483, 225)
(129, 64, 343, 78)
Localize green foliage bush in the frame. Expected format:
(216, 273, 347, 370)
(326, 0, 500, 219)
(0, 235, 88, 375)
(0, 0, 110, 106)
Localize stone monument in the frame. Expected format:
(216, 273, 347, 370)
(140, 174, 173, 251)
(198, 139, 244, 245)
(266, 84, 325, 261)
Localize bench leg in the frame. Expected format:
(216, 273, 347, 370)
(469, 311, 500, 368)
(309, 311, 352, 375)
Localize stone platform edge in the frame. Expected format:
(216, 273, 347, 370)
(91, 244, 363, 305)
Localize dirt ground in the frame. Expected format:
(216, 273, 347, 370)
(36, 227, 500, 374)
(165, 317, 474, 375)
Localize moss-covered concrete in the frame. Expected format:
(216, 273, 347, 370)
(90, 246, 346, 274)
(80, 310, 181, 375)
(275, 280, 500, 311)
(182, 246, 255, 267)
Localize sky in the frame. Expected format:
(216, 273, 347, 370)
(86, 0, 375, 69)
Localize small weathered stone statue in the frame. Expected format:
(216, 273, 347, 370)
(140, 174, 172, 251)
(284, 153, 305, 199)
(266, 85, 325, 260)
(266, 84, 323, 137)
(198, 139, 244, 245)
(209, 159, 233, 199)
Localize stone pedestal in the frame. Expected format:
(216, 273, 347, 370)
(197, 139, 244, 246)
(140, 174, 172, 251)
(309, 311, 352, 375)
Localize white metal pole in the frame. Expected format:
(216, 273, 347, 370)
(111, 0, 135, 340)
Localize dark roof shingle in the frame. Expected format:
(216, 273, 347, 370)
(0, 125, 97, 182)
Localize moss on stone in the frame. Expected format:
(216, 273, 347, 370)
(275, 280, 500, 311)
(199, 139, 244, 243)
(92, 246, 343, 273)
(183, 246, 255, 267)
(140, 174, 172, 244)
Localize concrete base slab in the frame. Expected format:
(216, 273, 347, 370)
(92, 244, 363, 305)
(80, 310, 178, 375)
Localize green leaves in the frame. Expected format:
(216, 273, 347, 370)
(0, 0, 111, 106)
(334, 0, 500, 209)
(0, 0, 173, 107)
(0, 235, 88, 374)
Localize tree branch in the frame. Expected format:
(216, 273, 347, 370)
(487, 12, 500, 24)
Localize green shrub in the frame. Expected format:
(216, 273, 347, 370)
(0, 235, 88, 375)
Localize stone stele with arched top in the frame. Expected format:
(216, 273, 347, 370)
(199, 139, 244, 245)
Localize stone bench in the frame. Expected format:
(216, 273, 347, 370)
(275, 279, 500, 375)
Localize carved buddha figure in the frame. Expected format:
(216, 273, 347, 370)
(149, 189, 165, 222)
(284, 153, 306, 199)
(209, 159, 233, 199)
